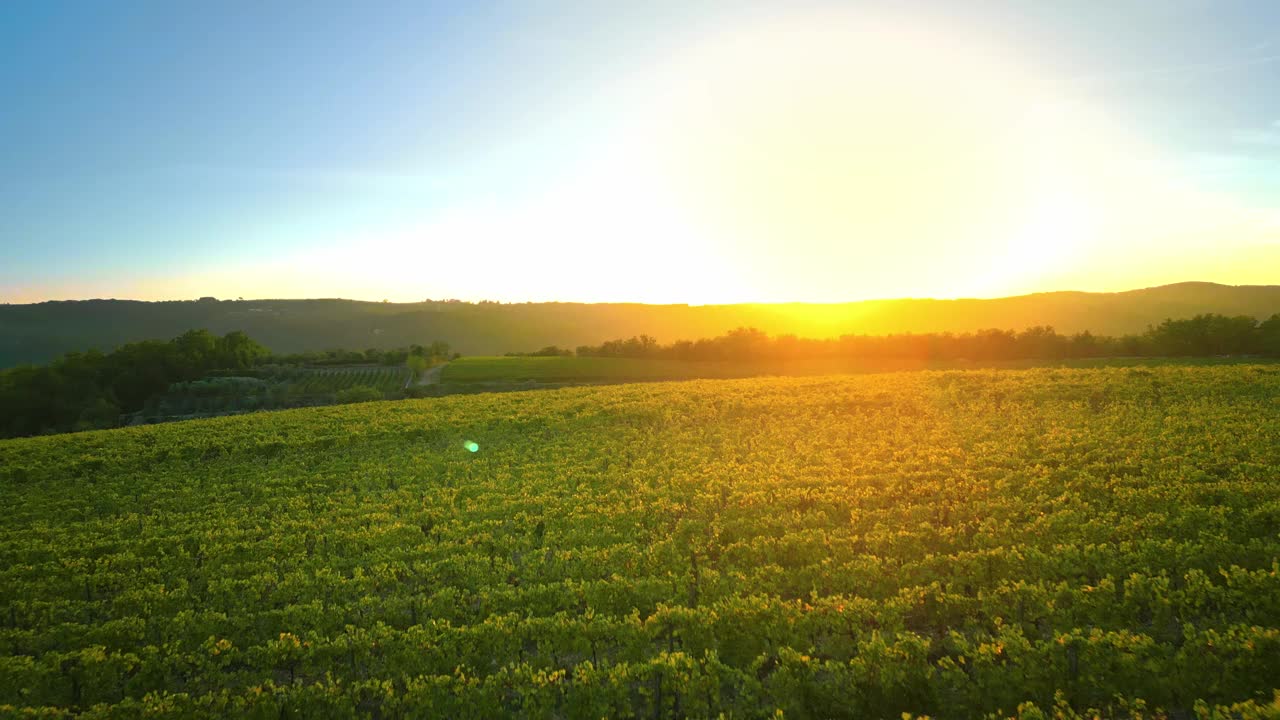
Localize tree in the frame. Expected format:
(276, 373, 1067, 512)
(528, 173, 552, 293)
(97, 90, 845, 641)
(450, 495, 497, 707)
(510, 346, 572, 357)
(1146, 314, 1259, 356)
(1016, 326, 1067, 360)
(172, 329, 218, 378)
(406, 354, 429, 381)
(1068, 331, 1101, 358)
(215, 331, 269, 369)
(0, 329, 275, 438)
(1259, 314, 1280, 357)
(76, 398, 120, 431)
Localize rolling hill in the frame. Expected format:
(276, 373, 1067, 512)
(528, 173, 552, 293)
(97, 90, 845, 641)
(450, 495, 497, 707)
(2, 282, 1278, 367)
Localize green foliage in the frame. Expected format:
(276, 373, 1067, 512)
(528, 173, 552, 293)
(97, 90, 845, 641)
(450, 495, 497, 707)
(74, 398, 120, 432)
(406, 354, 429, 380)
(334, 385, 385, 404)
(268, 341, 452, 368)
(0, 327, 437, 434)
(444, 353, 1279, 386)
(143, 367, 412, 421)
(215, 330, 270, 369)
(1253, 314, 1280, 357)
(4, 284, 1279, 368)
(441, 356, 756, 383)
(1, 366, 1279, 716)
(0, 329, 268, 438)
(577, 314, 1280, 362)
(506, 345, 574, 357)
(284, 366, 409, 396)
(1145, 314, 1261, 355)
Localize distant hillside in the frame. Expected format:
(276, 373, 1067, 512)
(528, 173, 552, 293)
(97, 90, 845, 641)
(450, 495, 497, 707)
(2, 282, 1278, 367)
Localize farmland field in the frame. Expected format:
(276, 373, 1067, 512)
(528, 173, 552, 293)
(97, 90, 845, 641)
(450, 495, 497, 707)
(142, 366, 413, 421)
(2, 366, 1279, 717)
(442, 354, 1279, 385)
(281, 365, 412, 395)
(439, 356, 763, 383)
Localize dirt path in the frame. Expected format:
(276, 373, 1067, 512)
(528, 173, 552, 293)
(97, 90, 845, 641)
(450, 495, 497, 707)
(408, 363, 446, 388)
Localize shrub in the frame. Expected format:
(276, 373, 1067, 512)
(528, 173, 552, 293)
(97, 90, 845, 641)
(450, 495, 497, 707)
(334, 386, 384, 404)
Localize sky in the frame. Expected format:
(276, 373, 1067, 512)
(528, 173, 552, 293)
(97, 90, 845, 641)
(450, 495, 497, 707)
(2, 0, 1279, 304)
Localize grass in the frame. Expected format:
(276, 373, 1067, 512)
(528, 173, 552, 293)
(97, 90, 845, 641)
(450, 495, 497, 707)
(441, 354, 1279, 384)
(440, 356, 764, 383)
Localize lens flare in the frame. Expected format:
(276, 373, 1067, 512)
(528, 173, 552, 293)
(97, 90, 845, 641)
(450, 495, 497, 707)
(464, 441, 479, 453)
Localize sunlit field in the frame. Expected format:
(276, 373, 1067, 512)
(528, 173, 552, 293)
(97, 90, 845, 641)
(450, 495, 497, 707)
(3, 365, 1278, 718)
(4, 4, 1280, 719)
(441, 354, 1280, 385)
(441, 356, 763, 383)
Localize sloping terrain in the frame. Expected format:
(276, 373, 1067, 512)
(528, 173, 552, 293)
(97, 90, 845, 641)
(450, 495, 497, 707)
(1, 367, 1279, 717)
(4, 282, 1279, 366)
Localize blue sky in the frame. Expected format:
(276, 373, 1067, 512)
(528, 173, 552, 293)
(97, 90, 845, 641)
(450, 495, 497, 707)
(2, 1, 1278, 303)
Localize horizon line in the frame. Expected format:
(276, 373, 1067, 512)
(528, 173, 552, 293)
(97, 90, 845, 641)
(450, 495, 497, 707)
(0, 280, 1268, 308)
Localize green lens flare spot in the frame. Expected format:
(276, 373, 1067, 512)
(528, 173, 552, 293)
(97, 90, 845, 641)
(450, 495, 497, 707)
(464, 441, 479, 453)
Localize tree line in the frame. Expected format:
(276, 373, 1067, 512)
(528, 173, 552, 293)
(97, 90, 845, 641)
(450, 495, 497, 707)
(0, 331, 455, 438)
(574, 313, 1280, 361)
(266, 341, 456, 367)
(0, 330, 268, 437)
(4, 313, 1276, 439)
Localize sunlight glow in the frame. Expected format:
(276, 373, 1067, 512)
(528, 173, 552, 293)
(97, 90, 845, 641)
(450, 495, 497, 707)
(67, 7, 1277, 306)
(592, 9, 1278, 302)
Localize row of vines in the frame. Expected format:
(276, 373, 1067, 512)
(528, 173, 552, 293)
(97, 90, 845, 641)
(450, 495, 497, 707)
(284, 367, 411, 395)
(2, 366, 1279, 717)
(140, 367, 412, 420)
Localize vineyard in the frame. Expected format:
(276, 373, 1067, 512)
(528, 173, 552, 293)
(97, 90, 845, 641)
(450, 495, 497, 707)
(283, 366, 411, 395)
(141, 366, 413, 420)
(2, 366, 1279, 718)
